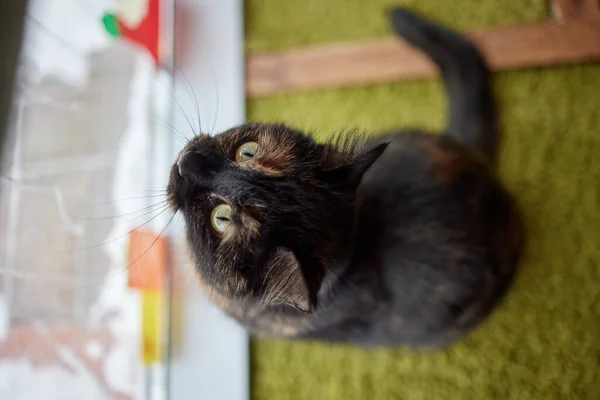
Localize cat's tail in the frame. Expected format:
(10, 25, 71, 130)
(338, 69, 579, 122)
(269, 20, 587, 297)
(389, 8, 497, 162)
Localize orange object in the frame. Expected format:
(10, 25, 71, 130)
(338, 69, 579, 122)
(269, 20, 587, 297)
(127, 228, 168, 291)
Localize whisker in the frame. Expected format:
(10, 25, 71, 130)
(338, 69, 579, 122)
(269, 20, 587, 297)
(0, 211, 178, 288)
(179, 71, 203, 136)
(90, 195, 167, 206)
(69, 206, 171, 251)
(123, 211, 177, 272)
(155, 76, 196, 139)
(208, 63, 220, 135)
(75, 200, 169, 220)
(153, 122, 187, 145)
(152, 115, 188, 145)
(108, 204, 171, 229)
(0, 209, 173, 287)
(73, 211, 177, 290)
(118, 187, 168, 194)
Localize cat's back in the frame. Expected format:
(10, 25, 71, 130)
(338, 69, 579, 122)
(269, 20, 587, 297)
(351, 130, 522, 346)
(357, 130, 494, 233)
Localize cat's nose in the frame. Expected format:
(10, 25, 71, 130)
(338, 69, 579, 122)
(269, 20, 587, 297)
(177, 150, 222, 179)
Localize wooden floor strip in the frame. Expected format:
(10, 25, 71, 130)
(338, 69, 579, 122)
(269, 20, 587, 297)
(246, 20, 600, 97)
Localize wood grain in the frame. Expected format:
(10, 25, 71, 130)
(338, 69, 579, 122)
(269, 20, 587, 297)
(246, 20, 600, 97)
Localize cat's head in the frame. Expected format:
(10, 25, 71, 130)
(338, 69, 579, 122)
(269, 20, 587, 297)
(167, 122, 387, 313)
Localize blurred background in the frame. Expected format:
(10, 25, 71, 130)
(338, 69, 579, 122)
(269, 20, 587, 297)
(0, 0, 246, 399)
(1, 0, 599, 400)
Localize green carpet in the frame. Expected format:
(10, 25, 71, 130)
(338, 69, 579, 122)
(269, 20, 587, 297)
(246, 1, 600, 399)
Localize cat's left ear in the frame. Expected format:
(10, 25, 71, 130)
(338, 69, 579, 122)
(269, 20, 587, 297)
(322, 142, 389, 191)
(263, 248, 320, 313)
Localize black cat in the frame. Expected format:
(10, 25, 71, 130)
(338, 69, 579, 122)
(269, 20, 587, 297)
(167, 8, 524, 348)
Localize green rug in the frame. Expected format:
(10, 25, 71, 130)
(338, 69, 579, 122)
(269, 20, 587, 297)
(246, 1, 600, 399)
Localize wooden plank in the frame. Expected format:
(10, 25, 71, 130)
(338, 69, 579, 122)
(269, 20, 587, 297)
(551, 0, 600, 23)
(246, 20, 600, 97)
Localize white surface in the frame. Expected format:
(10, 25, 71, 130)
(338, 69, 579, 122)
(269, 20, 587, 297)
(89, 53, 154, 398)
(0, 359, 106, 400)
(1, 0, 249, 398)
(2, 1, 151, 398)
(22, 0, 112, 86)
(166, 1, 249, 400)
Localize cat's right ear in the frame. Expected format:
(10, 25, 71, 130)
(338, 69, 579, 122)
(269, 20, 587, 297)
(263, 248, 313, 313)
(321, 142, 389, 191)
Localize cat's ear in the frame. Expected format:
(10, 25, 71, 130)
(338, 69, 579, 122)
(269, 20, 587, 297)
(322, 142, 389, 191)
(263, 248, 315, 313)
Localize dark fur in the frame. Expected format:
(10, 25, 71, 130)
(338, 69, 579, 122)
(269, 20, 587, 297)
(166, 8, 524, 347)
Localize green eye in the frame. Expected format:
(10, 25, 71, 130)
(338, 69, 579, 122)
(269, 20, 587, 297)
(211, 204, 232, 233)
(235, 141, 258, 163)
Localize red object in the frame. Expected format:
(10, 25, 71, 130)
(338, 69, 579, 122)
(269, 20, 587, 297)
(103, 0, 161, 65)
(118, 0, 160, 64)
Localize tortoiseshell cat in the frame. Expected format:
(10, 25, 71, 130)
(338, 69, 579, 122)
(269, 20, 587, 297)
(167, 8, 523, 348)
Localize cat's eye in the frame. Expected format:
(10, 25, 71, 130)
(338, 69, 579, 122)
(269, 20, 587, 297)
(211, 204, 232, 234)
(235, 142, 258, 163)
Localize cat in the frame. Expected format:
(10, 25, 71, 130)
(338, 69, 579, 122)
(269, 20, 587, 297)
(166, 7, 524, 348)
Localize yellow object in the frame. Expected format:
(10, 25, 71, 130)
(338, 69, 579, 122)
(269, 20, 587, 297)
(141, 290, 164, 365)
